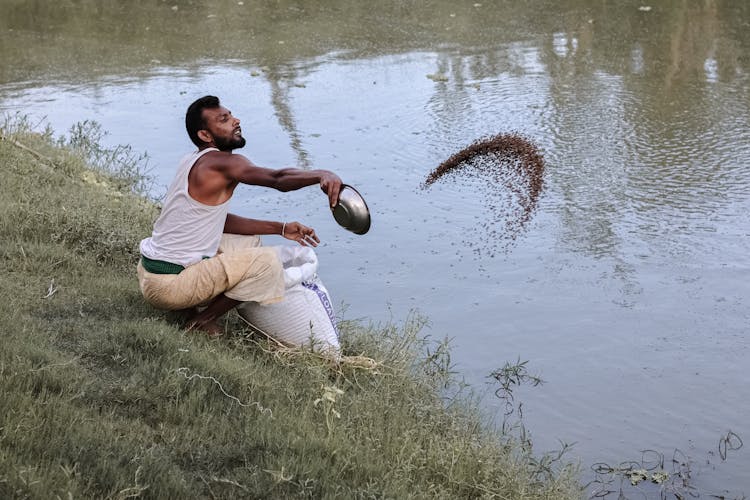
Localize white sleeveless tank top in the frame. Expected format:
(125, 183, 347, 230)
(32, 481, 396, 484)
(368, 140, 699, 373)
(139, 148, 230, 267)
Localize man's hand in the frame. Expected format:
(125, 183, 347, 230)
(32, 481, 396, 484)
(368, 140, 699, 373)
(319, 172, 343, 208)
(283, 221, 320, 247)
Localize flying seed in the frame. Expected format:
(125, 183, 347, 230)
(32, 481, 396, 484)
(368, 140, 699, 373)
(424, 133, 545, 256)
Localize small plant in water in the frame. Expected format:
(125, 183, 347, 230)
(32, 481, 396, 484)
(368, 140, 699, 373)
(489, 357, 544, 417)
(488, 359, 577, 484)
(588, 431, 744, 499)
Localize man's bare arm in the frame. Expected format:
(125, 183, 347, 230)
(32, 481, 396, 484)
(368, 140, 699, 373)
(215, 152, 342, 207)
(224, 214, 320, 247)
(224, 213, 282, 236)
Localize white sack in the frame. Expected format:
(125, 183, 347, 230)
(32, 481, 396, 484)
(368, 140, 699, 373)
(236, 246, 340, 357)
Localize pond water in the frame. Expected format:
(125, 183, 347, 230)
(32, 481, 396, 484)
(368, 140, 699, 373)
(2, 1, 749, 496)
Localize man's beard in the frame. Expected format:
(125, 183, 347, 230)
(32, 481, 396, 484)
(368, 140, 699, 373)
(214, 134, 246, 152)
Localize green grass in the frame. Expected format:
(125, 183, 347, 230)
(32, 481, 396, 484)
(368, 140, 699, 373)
(0, 123, 581, 499)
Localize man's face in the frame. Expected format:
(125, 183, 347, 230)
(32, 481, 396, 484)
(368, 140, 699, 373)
(201, 106, 246, 151)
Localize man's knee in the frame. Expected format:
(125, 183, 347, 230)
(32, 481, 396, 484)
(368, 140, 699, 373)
(255, 249, 283, 279)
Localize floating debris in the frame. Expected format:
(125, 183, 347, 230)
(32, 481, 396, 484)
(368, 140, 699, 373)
(650, 471, 669, 484)
(426, 73, 449, 82)
(625, 468, 649, 486)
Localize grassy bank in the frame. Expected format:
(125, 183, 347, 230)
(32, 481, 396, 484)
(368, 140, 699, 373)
(0, 122, 581, 499)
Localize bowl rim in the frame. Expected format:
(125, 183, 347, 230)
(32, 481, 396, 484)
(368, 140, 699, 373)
(334, 184, 370, 235)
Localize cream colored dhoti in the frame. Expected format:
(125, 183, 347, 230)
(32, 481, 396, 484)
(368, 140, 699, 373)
(137, 234, 284, 310)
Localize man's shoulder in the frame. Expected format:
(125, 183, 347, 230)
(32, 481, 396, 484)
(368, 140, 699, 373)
(192, 150, 229, 171)
(197, 148, 230, 159)
(195, 149, 251, 166)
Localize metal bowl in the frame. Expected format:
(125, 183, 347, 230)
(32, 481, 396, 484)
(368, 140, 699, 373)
(332, 184, 371, 235)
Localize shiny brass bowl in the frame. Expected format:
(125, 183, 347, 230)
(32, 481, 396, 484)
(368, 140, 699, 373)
(332, 184, 371, 235)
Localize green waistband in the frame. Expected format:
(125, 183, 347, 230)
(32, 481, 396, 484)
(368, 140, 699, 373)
(141, 255, 185, 275)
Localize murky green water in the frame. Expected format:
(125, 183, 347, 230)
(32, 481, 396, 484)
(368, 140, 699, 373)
(2, 0, 749, 496)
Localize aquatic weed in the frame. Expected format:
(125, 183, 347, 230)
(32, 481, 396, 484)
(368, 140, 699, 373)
(588, 437, 745, 499)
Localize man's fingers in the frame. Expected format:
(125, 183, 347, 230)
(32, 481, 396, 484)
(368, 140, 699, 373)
(330, 189, 339, 208)
(327, 182, 341, 208)
(286, 223, 319, 247)
(305, 233, 319, 246)
(300, 235, 318, 247)
(320, 173, 343, 208)
(330, 183, 341, 207)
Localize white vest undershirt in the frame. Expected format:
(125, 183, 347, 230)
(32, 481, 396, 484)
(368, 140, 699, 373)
(139, 148, 230, 267)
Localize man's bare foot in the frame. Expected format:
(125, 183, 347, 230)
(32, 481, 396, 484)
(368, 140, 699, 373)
(185, 319, 224, 339)
(182, 294, 240, 339)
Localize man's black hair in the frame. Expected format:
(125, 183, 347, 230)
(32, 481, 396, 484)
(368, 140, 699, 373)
(185, 95, 220, 147)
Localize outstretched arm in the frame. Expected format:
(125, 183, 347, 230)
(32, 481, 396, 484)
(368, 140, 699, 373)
(236, 165, 342, 208)
(195, 151, 342, 207)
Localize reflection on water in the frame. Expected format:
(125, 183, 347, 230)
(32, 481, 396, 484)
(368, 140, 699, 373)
(265, 65, 313, 169)
(2, 0, 749, 496)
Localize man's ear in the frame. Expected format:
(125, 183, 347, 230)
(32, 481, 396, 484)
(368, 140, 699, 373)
(197, 129, 213, 144)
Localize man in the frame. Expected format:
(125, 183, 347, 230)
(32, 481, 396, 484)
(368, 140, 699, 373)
(137, 95, 342, 337)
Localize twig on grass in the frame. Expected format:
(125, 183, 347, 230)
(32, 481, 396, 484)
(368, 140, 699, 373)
(43, 279, 58, 299)
(0, 133, 56, 171)
(236, 314, 381, 373)
(115, 466, 149, 499)
(29, 357, 79, 373)
(263, 466, 294, 483)
(208, 476, 250, 492)
(197, 474, 218, 500)
(174, 367, 272, 416)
